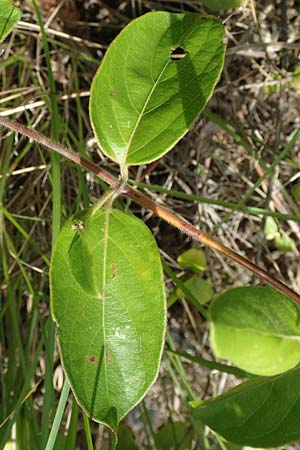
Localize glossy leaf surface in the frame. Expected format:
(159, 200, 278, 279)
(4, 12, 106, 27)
(191, 367, 300, 447)
(210, 286, 300, 376)
(0, 0, 21, 42)
(50, 209, 166, 431)
(90, 12, 225, 166)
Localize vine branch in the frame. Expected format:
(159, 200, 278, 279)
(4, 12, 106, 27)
(1, 115, 299, 304)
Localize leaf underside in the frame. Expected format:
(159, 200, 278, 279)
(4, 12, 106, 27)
(0, 0, 21, 43)
(191, 367, 300, 447)
(50, 209, 166, 431)
(210, 286, 300, 376)
(90, 11, 225, 166)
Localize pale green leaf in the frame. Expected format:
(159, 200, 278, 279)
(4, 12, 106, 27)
(177, 276, 212, 305)
(274, 234, 295, 252)
(210, 286, 300, 376)
(0, 0, 21, 43)
(200, 0, 245, 10)
(264, 217, 278, 240)
(177, 248, 207, 272)
(190, 367, 300, 447)
(90, 12, 225, 166)
(50, 209, 166, 432)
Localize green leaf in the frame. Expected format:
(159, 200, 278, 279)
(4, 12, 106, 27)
(274, 234, 295, 252)
(116, 424, 138, 450)
(0, 0, 21, 43)
(210, 286, 300, 376)
(177, 248, 207, 272)
(190, 367, 300, 447)
(90, 12, 225, 167)
(199, 0, 245, 10)
(177, 276, 212, 305)
(264, 217, 278, 240)
(50, 209, 166, 432)
(154, 422, 193, 450)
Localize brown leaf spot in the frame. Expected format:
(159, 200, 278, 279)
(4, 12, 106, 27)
(99, 293, 105, 301)
(111, 263, 116, 279)
(106, 352, 112, 364)
(85, 355, 99, 364)
(109, 90, 117, 97)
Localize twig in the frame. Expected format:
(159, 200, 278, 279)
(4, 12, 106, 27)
(1, 115, 299, 304)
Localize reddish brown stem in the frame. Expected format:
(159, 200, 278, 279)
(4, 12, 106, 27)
(1, 115, 299, 304)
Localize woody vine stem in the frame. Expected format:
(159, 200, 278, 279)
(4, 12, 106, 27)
(1, 115, 299, 305)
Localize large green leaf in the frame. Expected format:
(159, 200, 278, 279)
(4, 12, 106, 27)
(190, 367, 300, 447)
(0, 0, 21, 43)
(90, 12, 225, 167)
(50, 208, 166, 432)
(210, 286, 300, 376)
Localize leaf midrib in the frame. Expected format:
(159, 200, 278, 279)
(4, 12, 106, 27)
(121, 57, 170, 167)
(102, 207, 111, 403)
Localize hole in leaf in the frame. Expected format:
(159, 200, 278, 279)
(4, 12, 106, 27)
(170, 47, 189, 61)
(71, 220, 84, 231)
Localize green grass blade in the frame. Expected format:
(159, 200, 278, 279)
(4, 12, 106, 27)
(45, 379, 70, 450)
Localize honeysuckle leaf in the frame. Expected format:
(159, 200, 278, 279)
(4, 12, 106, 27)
(0, 0, 21, 43)
(177, 276, 212, 305)
(90, 11, 225, 166)
(177, 248, 207, 272)
(274, 234, 295, 252)
(50, 208, 166, 432)
(264, 217, 278, 240)
(210, 286, 300, 376)
(190, 367, 300, 447)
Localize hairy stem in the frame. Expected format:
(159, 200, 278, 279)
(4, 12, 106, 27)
(1, 115, 299, 304)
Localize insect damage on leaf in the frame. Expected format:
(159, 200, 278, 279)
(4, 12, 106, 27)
(71, 220, 84, 231)
(90, 12, 226, 166)
(170, 46, 189, 61)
